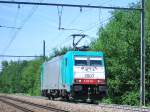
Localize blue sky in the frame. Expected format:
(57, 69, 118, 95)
(0, 0, 139, 65)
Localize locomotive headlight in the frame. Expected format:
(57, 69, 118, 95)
(97, 80, 101, 83)
(78, 80, 81, 83)
(97, 79, 106, 84)
(74, 79, 82, 83)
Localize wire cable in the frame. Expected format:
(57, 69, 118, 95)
(0, 55, 42, 58)
(0, 25, 21, 29)
(45, 8, 85, 51)
(83, 15, 114, 33)
(50, 16, 114, 52)
(1, 0, 44, 55)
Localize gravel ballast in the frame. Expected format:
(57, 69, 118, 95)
(0, 100, 24, 112)
(0, 94, 149, 112)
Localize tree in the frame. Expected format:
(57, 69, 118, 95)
(0, 58, 42, 95)
(91, 2, 150, 105)
(50, 46, 72, 58)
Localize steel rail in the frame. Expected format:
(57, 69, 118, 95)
(1, 95, 150, 112)
(0, 98, 34, 112)
(98, 103, 150, 112)
(1, 96, 68, 112)
(0, 1, 142, 11)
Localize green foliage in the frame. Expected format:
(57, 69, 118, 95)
(101, 97, 113, 104)
(20, 59, 43, 95)
(91, 1, 150, 106)
(121, 91, 139, 106)
(0, 58, 43, 96)
(50, 46, 72, 58)
(0, 46, 72, 96)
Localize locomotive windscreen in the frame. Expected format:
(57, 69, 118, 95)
(90, 60, 102, 66)
(75, 60, 87, 66)
(75, 57, 87, 66)
(74, 57, 103, 66)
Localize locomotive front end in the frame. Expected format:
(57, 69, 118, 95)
(72, 55, 106, 100)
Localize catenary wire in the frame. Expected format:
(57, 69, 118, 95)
(46, 2, 113, 51)
(0, 25, 21, 29)
(51, 15, 114, 53)
(45, 7, 86, 51)
(0, 55, 42, 57)
(1, 0, 44, 55)
(47, 9, 114, 53)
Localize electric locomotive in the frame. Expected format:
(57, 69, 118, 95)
(41, 51, 106, 100)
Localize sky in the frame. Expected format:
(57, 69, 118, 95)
(0, 0, 139, 67)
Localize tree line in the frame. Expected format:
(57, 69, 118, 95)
(0, 59, 43, 96)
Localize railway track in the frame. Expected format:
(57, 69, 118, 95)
(0, 96, 68, 112)
(64, 99, 150, 112)
(98, 103, 150, 112)
(0, 98, 34, 112)
(1, 95, 150, 112)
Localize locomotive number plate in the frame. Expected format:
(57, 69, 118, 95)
(85, 74, 94, 78)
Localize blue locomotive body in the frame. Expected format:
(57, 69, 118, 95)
(41, 51, 106, 100)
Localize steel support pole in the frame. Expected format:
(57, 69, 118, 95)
(140, 0, 145, 106)
(43, 40, 46, 62)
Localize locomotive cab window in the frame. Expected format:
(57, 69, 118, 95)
(74, 56, 103, 66)
(74, 57, 87, 66)
(90, 57, 103, 66)
(75, 60, 87, 66)
(90, 60, 102, 66)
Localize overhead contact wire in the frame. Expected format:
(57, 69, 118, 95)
(1, 0, 44, 55)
